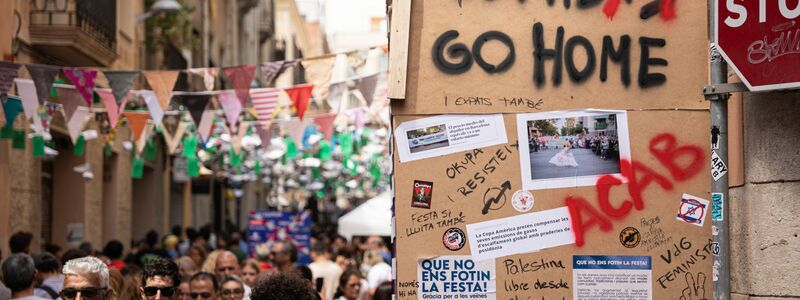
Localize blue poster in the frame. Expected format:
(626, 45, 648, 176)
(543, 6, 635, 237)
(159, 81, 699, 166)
(247, 210, 312, 265)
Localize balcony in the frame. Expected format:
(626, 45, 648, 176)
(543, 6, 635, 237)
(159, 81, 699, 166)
(29, 0, 118, 66)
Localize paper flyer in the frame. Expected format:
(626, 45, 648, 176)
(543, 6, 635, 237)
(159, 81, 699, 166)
(573, 255, 652, 300)
(417, 256, 496, 300)
(395, 114, 507, 163)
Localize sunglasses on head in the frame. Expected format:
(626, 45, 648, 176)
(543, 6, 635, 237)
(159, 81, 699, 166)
(189, 292, 214, 299)
(60, 288, 107, 299)
(143, 287, 176, 297)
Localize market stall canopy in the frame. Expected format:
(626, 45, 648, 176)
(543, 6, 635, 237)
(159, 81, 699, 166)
(338, 191, 392, 240)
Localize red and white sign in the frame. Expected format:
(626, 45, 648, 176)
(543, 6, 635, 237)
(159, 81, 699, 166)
(715, 0, 800, 91)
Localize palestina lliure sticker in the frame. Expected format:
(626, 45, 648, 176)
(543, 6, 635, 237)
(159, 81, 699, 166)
(511, 190, 535, 213)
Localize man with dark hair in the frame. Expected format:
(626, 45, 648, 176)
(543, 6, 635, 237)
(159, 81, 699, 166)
(270, 241, 297, 273)
(308, 242, 342, 300)
(140, 258, 180, 300)
(9, 231, 34, 254)
(251, 272, 317, 300)
(2, 253, 49, 300)
(102, 240, 126, 270)
(32, 253, 63, 299)
(188, 273, 217, 300)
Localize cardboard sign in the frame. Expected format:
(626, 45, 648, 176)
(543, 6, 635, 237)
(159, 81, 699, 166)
(391, 1, 711, 299)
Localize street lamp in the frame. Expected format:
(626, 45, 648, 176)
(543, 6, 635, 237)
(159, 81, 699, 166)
(136, 0, 182, 22)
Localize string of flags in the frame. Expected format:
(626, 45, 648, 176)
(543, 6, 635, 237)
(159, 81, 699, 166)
(0, 46, 391, 202)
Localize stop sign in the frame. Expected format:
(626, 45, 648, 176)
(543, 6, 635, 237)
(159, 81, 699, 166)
(715, 1, 800, 91)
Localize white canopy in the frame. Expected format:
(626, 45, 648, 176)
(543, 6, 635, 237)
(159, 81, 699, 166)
(337, 191, 392, 240)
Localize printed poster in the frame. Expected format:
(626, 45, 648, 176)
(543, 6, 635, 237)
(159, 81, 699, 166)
(247, 210, 312, 264)
(418, 256, 496, 300)
(573, 256, 652, 300)
(395, 114, 507, 163)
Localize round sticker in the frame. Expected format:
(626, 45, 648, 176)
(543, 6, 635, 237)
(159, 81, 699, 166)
(511, 190, 535, 213)
(619, 227, 641, 248)
(442, 228, 466, 251)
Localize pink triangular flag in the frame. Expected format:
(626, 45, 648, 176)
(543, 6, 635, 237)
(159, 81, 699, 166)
(187, 68, 218, 91)
(143, 70, 179, 110)
(283, 118, 305, 148)
(217, 91, 242, 133)
(250, 88, 280, 127)
(313, 113, 337, 141)
(63, 68, 98, 107)
(14, 79, 39, 119)
(67, 107, 90, 143)
(284, 84, 314, 120)
(223, 65, 257, 106)
(197, 109, 215, 142)
(357, 74, 379, 106)
(97, 89, 128, 128)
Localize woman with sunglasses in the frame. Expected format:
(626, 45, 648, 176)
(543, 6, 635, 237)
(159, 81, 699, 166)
(218, 277, 245, 300)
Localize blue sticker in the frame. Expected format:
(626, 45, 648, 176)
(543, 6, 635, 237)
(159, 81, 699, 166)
(573, 255, 651, 270)
(712, 193, 723, 221)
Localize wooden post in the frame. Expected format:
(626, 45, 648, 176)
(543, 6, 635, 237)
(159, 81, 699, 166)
(388, 0, 411, 100)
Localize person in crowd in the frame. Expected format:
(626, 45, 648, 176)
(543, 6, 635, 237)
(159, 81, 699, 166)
(308, 242, 342, 300)
(140, 258, 180, 300)
(78, 243, 94, 257)
(108, 269, 124, 300)
(239, 260, 260, 288)
(363, 251, 391, 298)
(333, 270, 361, 300)
(162, 236, 179, 259)
(330, 236, 347, 255)
(187, 273, 217, 300)
(32, 252, 63, 299)
(2, 253, 49, 300)
(213, 252, 250, 300)
(250, 272, 317, 300)
(9, 232, 34, 255)
(175, 257, 197, 280)
(103, 241, 126, 271)
(60, 249, 88, 268)
(200, 251, 221, 275)
(218, 277, 245, 300)
(269, 241, 297, 273)
(0, 249, 11, 300)
(187, 247, 206, 272)
(43, 244, 62, 260)
(61, 256, 111, 300)
(175, 281, 191, 300)
(333, 250, 355, 274)
(371, 282, 392, 300)
(119, 265, 143, 300)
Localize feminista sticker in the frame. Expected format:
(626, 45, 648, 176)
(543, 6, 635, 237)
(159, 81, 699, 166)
(511, 190, 535, 213)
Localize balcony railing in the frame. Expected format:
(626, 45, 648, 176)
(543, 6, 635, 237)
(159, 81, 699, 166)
(29, 0, 117, 66)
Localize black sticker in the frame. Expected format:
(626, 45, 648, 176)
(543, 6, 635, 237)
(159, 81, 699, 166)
(619, 227, 641, 248)
(412, 180, 433, 209)
(442, 228, 466, 251)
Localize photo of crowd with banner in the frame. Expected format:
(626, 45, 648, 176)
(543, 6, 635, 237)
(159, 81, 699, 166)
(0, 46, 391, 207)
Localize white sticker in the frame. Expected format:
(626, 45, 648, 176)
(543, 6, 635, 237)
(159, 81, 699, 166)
(573, 255, 652, 300)
(395, 114, 507, 163)
(466, 207, 574, 261)
(711, 151, 728, 182)
(511, 190, 534, 213)
(676, 194, 710, 227)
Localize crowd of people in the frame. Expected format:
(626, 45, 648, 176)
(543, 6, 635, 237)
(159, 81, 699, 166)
(0, 227, 394, 300)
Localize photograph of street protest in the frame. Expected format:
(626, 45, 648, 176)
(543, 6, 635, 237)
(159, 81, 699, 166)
(516, 110, 631, 190)
(406, 124, 450, 153)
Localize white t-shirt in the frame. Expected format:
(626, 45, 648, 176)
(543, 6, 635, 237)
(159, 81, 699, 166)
(366, 262, 392, 289)
(309, 260, 344, 300)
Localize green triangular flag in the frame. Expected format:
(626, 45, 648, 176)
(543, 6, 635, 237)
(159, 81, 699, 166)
(73, 135, 86, 156)
(253, 161, 262, 175)
(131, 156, 144, 179)
(187, 156, 199, 177)
(144, 138, 157, 161)
(1, 126, 12, 139)
(230, 151, 241, 167)
(32, 135, 45, 157)
(316, 190, 325, 199)
(318, 140, 331, 161)
(104, 143, 113, 157)
(12, 130, 26, 149)
(51, 77, 63, 98)
(312, 167, 321, 181)
(284, 137, 298, 160)
(340, 132, 354, 157)
(183, 136, 197, 158)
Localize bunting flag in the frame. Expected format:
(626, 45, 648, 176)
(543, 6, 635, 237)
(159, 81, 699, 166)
(313, 113, 336, 141)
(63, 68, 98, 106)
(187, 68, 218, 91)
(67, 107, 90, 143)
(217, 91, 242, 133)
(162, 120, 188, 154)
(123, 112, 151, 144)
(261, 60, 299, 84)
(331, 54, 351, 84)
(283, 118, 305, 148)
(197, 109, 215, 142)
(136, 122, 154, 155)
(139, 90, 164, 125)
(284, 84, 314, 120)
(143, 71, 179, 110)
(222, 65, 257, 106)
(357, 74, 379, 106)
(56, 87, 85, 123)
(348, 107, 368, 133)
(96, 89, 127, 128)
(232, 121, 250, 154)
(103, 71, 139, 105)
(256, 122, 275, 145)
(364, 48, 383, 75)
(301, 57, 335, 105)
(2, 96, 22, 130)
(347, 50, 367, 72)
(326, 82, 347, 112)
(250, 88, 280, 127)
(25, 64, 60, 104)
(0, 62, 21, 95)
(173, 94, 211, 128)
(14, 79, 39, 119)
